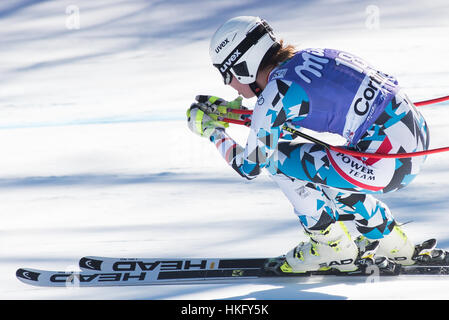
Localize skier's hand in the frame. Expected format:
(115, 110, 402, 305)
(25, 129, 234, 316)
(194, 95, 250, 122)
(186, 104, 229, 139)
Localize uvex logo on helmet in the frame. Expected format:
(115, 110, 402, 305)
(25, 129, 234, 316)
(215, 38, 229, 53)
(219, 49, 241, 73)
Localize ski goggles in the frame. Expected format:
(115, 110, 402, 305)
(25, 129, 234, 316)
(213, 22, 272, 85)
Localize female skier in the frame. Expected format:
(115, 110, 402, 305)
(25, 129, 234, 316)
(186, 16, 441, 273)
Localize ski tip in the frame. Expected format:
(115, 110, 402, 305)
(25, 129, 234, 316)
(16, 268, 41, 285)
(79, 256, 103, 271)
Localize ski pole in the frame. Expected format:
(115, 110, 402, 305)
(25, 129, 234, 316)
(226, 94, 449, 118)
(221, 111, 449, 159)
(280, 125, 449, 159)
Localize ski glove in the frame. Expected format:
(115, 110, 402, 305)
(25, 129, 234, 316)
(194, 95, 251, 123)
(186, 105, 229, 140)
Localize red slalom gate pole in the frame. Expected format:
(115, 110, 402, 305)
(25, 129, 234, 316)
(414, 95, 449, 107)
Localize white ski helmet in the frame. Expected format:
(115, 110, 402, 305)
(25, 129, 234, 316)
(209, 16, 280, 95)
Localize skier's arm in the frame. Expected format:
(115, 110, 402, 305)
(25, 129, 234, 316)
(209, 130, 254, 179)
(210, 81, 288, 179)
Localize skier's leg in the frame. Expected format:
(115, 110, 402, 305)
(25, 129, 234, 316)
(272, 172, 416, 268)
(328, 188, 416, 265)
(268, 91, 431, 271)
(270, 174, 336, 230)
(325, 189, 396, 239)
(270, 174, 358, 272)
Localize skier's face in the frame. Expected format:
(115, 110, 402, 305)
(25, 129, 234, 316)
(229, 76, 255, 99)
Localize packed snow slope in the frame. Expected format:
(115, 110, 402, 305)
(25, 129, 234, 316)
(0, 0, 449, 299)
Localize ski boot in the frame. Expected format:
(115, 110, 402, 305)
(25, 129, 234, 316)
(355, 225, 449, 267)
(274, 222, 359, 274)
(412, 238, 449, 265)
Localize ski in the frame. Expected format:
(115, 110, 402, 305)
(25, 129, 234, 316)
(16, 258, 267, 287)
(78, 256, 266, 272)
(16, 256, 449, 287)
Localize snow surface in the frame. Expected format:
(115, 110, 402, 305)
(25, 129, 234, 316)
(0, 0, 449, 300)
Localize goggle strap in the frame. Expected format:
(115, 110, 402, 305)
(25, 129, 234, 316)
(213, 23, 268, 82)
